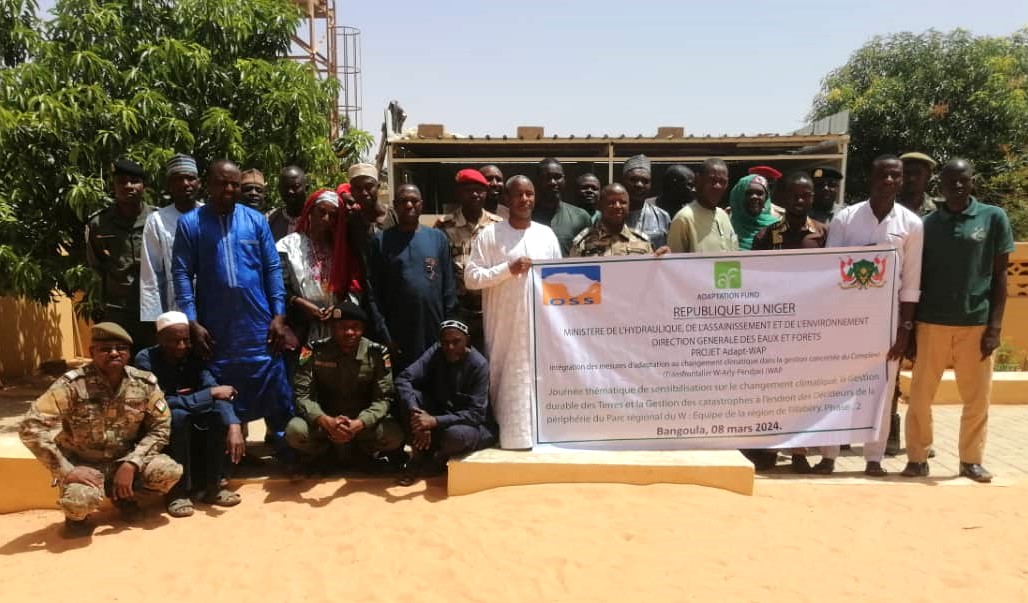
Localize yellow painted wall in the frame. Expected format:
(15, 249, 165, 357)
(1003, 243, 1028, 360)
(0, 294, 90, 378)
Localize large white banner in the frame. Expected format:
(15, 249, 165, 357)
(530, 246, 898, 450)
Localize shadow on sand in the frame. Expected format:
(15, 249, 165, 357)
(260, 474, 448, 507)
(0, 506, 170, 556)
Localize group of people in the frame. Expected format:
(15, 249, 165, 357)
(20, 148, 1014, 537)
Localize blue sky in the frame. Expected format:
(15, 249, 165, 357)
(35, 0, 1028, 137)
(342, 0, 1027, 136)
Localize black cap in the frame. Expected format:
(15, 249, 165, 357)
(113, 158, 146, 179)
(811, 165, 843, 181)
(328, 301, 368, 323)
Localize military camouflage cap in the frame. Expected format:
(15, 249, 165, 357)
(91, 322, 133, 344)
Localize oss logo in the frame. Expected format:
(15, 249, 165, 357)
(540, 265, 601, 306)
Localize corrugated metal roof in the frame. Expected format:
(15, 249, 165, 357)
(390, 132, 849, 142)
(388, 110, 851, 143)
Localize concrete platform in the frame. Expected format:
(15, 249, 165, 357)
(447, 448, 755, 496)
(0, 436, 57, 514)
(899, 370, 1028, 404)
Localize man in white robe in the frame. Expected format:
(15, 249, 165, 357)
(140, 154, 202, 321)
(466, 175, 562, 449)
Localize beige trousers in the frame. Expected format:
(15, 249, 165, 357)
(905, 323, 993, 464)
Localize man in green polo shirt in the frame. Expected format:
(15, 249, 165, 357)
(533, 158, 593, 256)
(903, 159, 1014, 483)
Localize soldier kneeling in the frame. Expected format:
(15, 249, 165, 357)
(19, 323, 183, 537)
(285, 302, 405, 473)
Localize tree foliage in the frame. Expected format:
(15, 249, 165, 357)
(333, 126, 375, 172)
(0, 0, 38, 67)
(810, 28, 1028, 210)
(0, 0, 342, 308)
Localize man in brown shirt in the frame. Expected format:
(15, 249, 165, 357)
(750, 170, 827, 474)
(752, 171, 828, 251)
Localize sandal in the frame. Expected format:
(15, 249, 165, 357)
(167, 497, 195, 518)
(204, 488, 242, 507)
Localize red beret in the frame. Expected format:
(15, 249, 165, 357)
(456, 168, 489, 186)
(336, 183, 351, 195)
(748, 166, 782, 180)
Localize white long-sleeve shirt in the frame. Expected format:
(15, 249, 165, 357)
(827, 199, 923, 306)
(139, 203, 201, 321)
(465, 221, 562, 449)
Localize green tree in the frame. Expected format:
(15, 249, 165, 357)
(0, 0, 38, 68)
(333, 126, 375, 173)
(810, 28, 1028, 202)
(0, 0, 340, 313)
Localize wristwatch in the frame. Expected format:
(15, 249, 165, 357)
(900, 320, 914, 331)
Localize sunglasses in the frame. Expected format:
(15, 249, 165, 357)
(94, 343, 131, 355)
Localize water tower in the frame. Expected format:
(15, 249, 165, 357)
(289, 0, 363, 137)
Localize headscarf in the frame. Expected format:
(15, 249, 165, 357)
(336, 182, 351, 196)
(294, 189, 339, 235)
(729, 175, 778, 250)
(293, 189, 363, 295)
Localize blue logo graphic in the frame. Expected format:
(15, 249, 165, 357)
(541, 265, 602, 306)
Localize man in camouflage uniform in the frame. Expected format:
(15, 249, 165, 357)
(19, 323, 182, 537)
(570, 183, 665, 257)
(285, 302, 405, 472)
(434, 168, 502, 352)
(85, 158, 155, 351)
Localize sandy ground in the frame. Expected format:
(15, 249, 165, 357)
(1, 478, 1026, 603)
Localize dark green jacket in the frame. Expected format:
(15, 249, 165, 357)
(85, 202, 153, 312)
(293, 337, 394, 428)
